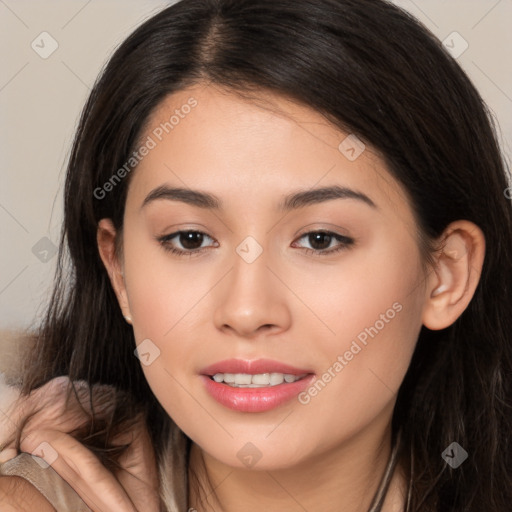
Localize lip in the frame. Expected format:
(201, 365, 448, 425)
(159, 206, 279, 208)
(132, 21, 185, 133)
(200, 358, 312, 376)
(200, 359, 315, 413)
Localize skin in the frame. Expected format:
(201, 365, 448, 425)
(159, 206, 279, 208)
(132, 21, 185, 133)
(91, 83, 486, 512)
(0, 476, 56, 511)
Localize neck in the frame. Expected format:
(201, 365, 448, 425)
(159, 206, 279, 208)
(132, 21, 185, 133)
(187, 418, 407, 512)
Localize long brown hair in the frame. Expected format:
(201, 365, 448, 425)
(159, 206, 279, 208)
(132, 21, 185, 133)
(19, 0, 512, 510)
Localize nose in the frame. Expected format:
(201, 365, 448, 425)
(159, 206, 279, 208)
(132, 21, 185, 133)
(213, 246, 292, 338)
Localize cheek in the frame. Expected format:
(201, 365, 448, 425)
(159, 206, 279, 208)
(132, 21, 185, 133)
(121, 241, 215, 429)
(293, 230, 425, 359)
(296, 235, 425, 402)
(307, 249, 424, 421)
(122, 230, 210, 340)
(297, 293, 422, 452)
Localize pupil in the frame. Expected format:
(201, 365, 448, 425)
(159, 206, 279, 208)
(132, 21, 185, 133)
(178, 233, 332, 251)
(310, 233, 331, 250)
(181, 232, 203, 249)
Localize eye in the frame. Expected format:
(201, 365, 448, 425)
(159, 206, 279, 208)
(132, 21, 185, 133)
(157, 229, 354, 257)
(157, 230, 217, 257)
(292, 230, 354, 256)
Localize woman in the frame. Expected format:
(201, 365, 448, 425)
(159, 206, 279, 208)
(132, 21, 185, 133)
(1, 0, 511, 510)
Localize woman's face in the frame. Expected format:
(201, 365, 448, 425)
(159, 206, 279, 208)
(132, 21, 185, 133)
(116, 84, 431, 469)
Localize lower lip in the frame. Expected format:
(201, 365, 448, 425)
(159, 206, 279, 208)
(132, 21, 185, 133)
(201, 374, 315, 412)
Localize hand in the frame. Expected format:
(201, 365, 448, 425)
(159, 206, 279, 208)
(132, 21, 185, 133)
(0, 377, 160, 512)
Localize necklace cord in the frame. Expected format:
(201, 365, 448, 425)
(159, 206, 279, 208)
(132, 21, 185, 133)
(366, 428, 404, 512)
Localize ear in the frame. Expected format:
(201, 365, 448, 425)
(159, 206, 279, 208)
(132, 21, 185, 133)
(422, 220, 485, 330)
(97, 218, 132, 322)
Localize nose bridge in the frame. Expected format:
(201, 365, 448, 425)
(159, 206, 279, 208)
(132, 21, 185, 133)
(213, 235, 291, 336)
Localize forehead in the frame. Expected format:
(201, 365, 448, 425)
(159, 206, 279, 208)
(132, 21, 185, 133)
(126, 83, 415, 224)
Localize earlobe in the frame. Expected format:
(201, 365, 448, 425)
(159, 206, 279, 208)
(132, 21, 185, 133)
(422, 221, 485, 330)
(97, 218, 133, 322)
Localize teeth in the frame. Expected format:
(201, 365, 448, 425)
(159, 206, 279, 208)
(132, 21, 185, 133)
(235, 374, 252, 385)
(252, 373, 270, 385)
(269, 373, 284, 385)
(211, 372, 304, 387)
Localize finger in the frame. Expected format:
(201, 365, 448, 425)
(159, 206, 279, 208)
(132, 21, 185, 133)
(114, 421, 160, 511)
(4, 378, 118, 449)
(0, 377, 70, 447)
(20, 428, 137, 512)
(0, 378, 87, 465)
(113, 417, 158, 486)
(0, 447, 17, 464)
(117, 469, 161, 512)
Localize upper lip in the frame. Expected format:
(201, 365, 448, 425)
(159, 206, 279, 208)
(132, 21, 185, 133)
(200, 358, 313, 376)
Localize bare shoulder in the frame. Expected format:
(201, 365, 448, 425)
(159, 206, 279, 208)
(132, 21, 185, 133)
(0, 475, 56, 512)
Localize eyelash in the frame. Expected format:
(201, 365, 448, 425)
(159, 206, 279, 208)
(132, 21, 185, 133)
(156, 230, 355, 257)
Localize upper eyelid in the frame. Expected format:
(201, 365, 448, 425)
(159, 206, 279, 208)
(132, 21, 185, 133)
(161, 228, 347, 238)
(160, 229, 351, 247)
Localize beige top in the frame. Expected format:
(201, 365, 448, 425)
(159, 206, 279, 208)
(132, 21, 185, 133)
(0, 453, 92, 510)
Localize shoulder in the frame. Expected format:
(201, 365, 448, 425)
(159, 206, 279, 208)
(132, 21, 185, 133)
(0, 453, 92, 511)
(0, 475, 56, 511)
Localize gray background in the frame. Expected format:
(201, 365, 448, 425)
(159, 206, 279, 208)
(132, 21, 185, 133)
(1, 0, 511, 329)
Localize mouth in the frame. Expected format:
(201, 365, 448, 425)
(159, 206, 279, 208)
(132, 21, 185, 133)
(209, 372, 308, 387)
(200, 359, 315, 412)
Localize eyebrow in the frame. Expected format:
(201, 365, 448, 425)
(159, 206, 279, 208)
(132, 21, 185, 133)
(141, 185, 377, 211)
